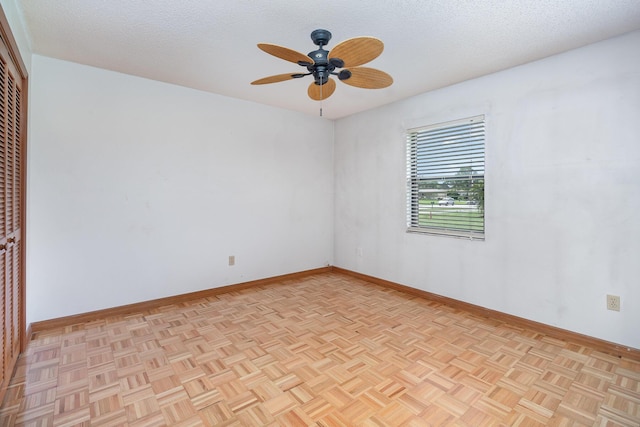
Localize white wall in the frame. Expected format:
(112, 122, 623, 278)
(334, 31, 640, 349)
(27, 55, 334, 324)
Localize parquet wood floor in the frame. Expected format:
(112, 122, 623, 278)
(1, 272, 639, 426)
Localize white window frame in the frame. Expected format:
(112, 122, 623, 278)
(406, 115, 485, 240)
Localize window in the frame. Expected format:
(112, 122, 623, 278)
(406, 115, 485, 239)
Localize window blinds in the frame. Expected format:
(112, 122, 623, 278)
(407, 116, 485, 239)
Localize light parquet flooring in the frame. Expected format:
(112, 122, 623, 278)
(1, 272, 639, 426)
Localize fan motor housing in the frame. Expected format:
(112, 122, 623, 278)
(306, 49, 336, 85)
(308, 48, 328, 66)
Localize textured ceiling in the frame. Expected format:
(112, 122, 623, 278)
(16, 0, 640, 119)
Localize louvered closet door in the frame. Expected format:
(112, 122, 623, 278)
(0, 31, 23, 400)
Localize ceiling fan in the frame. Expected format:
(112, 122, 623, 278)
(251, 29, 393, 102)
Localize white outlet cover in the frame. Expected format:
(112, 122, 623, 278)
(606, 294, 620, 311)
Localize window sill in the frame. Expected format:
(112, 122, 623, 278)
(406, 227, 485, 241)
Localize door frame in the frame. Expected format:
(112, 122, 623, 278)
(0, 3, 28, 353)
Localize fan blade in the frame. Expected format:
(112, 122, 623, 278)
(328, 37, 384, 67)
(340, 67, 393, 89)
(257, 43, 313, 65)
(251, 73, 300, 85)
(308, 78, 336, 100)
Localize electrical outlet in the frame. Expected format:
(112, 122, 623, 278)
(228, 255, 235, 266)
(606, 294, 620, 311)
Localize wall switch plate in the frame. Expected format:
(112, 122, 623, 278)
(229, 255, 235, 266)
(606, 294, 620, 311)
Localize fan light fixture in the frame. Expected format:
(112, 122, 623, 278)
(251, 29, 393, 113)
